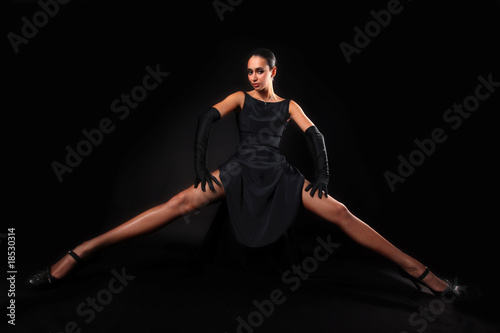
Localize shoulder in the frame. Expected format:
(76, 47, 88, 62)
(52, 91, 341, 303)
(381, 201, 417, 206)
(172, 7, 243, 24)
(288, 99, 304, 115)
(227, 91, 246, 107)
(223, 90, 245, 101)
(212, 91, 245, 117)
(232, 91, 246, 99)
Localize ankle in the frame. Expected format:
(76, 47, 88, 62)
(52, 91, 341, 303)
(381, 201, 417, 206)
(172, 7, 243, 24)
(73, 241, 96, 260)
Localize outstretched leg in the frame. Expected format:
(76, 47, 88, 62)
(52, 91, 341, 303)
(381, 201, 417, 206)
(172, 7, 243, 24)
(301, 180, 448, 292)
(50, 170, 225, 279)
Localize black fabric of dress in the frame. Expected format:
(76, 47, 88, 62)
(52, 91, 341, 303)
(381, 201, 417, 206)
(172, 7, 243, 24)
(218, 92, 305, 248)
(193, 198, 305, 277)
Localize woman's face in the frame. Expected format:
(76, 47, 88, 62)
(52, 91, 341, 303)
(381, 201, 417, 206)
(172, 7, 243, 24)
(247, 55, 276, 91)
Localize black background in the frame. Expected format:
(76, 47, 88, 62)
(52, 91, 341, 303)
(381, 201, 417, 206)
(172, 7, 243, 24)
(4, 0, 500, 330)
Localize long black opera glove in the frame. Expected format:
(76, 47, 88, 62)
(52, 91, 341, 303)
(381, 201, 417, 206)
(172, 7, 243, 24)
(304, 126, 330, 199)
(194, 107, 222, 192)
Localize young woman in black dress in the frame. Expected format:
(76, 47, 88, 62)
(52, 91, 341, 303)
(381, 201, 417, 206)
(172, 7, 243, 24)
(27, 48, 466, 299)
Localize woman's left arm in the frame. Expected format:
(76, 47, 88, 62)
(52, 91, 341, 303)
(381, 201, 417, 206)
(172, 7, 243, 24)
(289, 100, 330, 199)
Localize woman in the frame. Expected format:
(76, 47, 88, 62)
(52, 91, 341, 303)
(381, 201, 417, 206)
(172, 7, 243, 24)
(27, 48, 466, 299)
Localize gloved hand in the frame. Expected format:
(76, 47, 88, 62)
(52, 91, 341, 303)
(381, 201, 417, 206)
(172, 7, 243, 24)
(194, 107, 222, 192)
(305, 175, 329, 199)
(194, 163, 221, 192)
(304, 126, 329, 199)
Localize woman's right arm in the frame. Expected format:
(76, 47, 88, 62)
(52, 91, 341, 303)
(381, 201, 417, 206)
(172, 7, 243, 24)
(212, 91, 245, 117)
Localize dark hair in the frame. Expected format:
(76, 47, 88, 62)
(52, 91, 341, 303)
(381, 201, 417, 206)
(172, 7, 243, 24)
(248, 48, 277, 69)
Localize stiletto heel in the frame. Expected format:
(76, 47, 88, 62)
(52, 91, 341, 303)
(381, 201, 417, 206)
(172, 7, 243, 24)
(398, 266, 467, 300)
(26, 250, 86, 289)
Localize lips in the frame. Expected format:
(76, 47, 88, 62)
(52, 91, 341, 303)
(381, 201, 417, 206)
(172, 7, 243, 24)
(252, 83, 260, 87)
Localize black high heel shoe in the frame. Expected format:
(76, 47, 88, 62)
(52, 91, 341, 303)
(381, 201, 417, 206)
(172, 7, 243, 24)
(25, 250, 84, 289)
(398, 267, 468, 300)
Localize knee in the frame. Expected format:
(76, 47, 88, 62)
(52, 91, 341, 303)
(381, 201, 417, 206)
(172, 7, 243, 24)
(328, 202, 351, 226)
(165, 190, 196, 216)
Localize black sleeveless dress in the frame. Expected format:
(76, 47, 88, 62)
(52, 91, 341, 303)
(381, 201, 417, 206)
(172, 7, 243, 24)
(218, 92, 305, 248)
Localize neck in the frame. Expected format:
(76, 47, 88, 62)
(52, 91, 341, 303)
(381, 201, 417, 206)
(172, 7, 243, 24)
(254, 85, 275, 101)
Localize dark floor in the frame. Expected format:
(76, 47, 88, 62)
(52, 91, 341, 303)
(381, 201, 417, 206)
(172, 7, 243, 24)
(4, 241, 499, 333)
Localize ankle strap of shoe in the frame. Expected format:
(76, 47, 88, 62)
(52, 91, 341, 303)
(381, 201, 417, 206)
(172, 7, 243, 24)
(417, 267, 430, 281)
(67, 250, 83, 264)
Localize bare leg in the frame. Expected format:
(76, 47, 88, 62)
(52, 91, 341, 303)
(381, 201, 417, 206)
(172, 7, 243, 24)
(301, 180, 448, 292)
(51, 170, 225, 279)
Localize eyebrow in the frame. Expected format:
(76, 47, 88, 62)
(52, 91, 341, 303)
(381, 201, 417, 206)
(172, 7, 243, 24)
(247, 67, 266, 71)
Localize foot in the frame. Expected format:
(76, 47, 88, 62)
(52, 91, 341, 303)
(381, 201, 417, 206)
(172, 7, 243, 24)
(25, 250, 83, 288)
(401, 265, 467, 300)
(25, 266, 59, 288)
